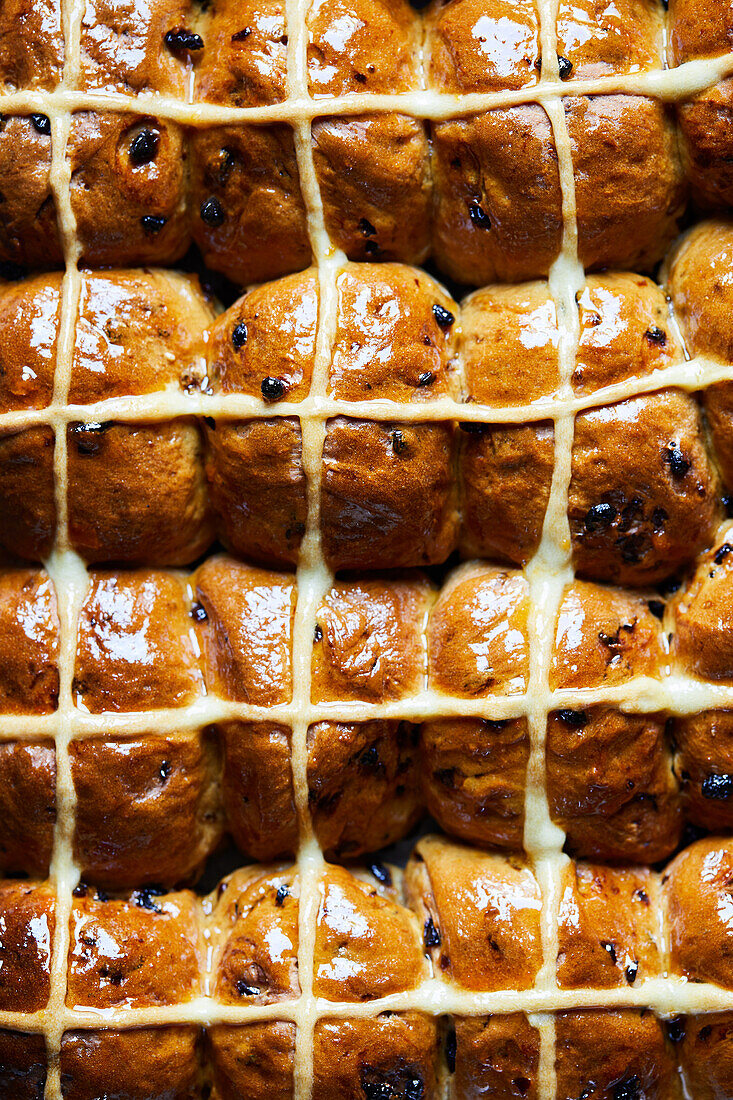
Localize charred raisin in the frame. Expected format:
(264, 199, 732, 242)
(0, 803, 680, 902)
(129, 129, 159, 165)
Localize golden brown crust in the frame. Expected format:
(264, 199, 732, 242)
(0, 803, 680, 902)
(0, 0, 63, 91)
(552, 580, 665, 690)
(405, 836, 542, 992)
(0, 426, 56, 562)
(677, 82, 733, 211)
(207, 270, 319, 401)
(203, 273, 314, 565)
(557, 0, 664, 80)
(67, 887, 202, 1009)
(574, 273, 682, 395)
(554, 1010, 680, 1100)
(430, 108, 564, 286)
(427, 564, 530, 697)
(308, 720, 421, 858)
(69, 113, 190, 268)
(219, 723, 297, 861)
(195, 556, 295, 706)
(0, 742, 55, 878)
(458, 422, 554, 566)
(426, 0, 540, 95)
(548, 707, 681, 863)
(313, 115, 432, 266)
(460, 282, 559, 406)
(311, 576, 430, 703)
(420, 718, 528, 850)
(673, 709, 733, 830)
(569, 95, 686, 273)
(321, 417, 457, 571)
(195, 0, 288, 107)
(664, 837, 733, 987)
(666, 220, 733, 361)
(78, 0, 188, 95)
(0, 569, 58, 714)
(676, 1012, 733, 1100)
(329, 265, 458, 402)
(312, 1013, 439, 1100)
(0, 882, 55, 1012)
(667, 0, 733, 64)
(668, 4, 733, 209)
(0, 274, 61, 412)
(207, 1022, 295, 1100)
(673, 534, 733, 681)
(668, 223, 733, 484)
(74, 571, 203, 713)
(189, 1, 308, 281)
(569, 390, 719, 586)
(70, 733, 221, 889)
(221, 718, 420, 862)
(549, 581, 676, 858)
(67, 419, 213, 565)
(205, 418, 308, 568)
(60, 1027, 202, 1100)
(208, 864, 300, 1004)
(308, 0, 420, 97)
(0, 117, 62, 269)
(306, 1, 430, 265)
(426, 7, 551, 284)
(557, 861, 661, 990)
(313, 864, 427, 1003)
(189, 124, 312, 286)
(0, 1030, 47, 1100)
(450, 1014, 539, 1100)
(70, 269, 213, 404)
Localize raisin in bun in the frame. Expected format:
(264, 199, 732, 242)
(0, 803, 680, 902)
(207, 861, 437, 1099)
(203, 270, 318, 568)
(321, 265, 459, 570)
(63, 883, 203, 1099)
(426, 0, 561, 285)
(457, 281, 558, 565)
(71, 0, 191, 267)
(558, 0, 685, 273)
(66, 270, 214, 565)
(666, 220, 733, 496)
(405, 836, 542, 1099)
(548, 580, 681, 862)
(308, 0, 431, 266)
(191, 0, 310, 284)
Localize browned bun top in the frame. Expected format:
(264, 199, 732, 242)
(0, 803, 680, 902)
(557, 0, 664, 79)
(74, 570, 204, 713)
(428, 564, 531, 697)
(195, 0, 288, 106)
(0, 0, 63, 90)
(664, 836, 733, 987)
(406, 835, 542, 992)
(426, 0, 541, 93)
(307, 0, 422, 96)
(67, 884, 203, 1008)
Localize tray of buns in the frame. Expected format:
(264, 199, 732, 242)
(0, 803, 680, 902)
(2, 0, 733, 1097)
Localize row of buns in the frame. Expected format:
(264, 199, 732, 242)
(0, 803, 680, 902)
(6, 543, 733, 882)
(1, 0, 732, 283)
(2, 834, 733, 1097)
(5, 220, 733, 584)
